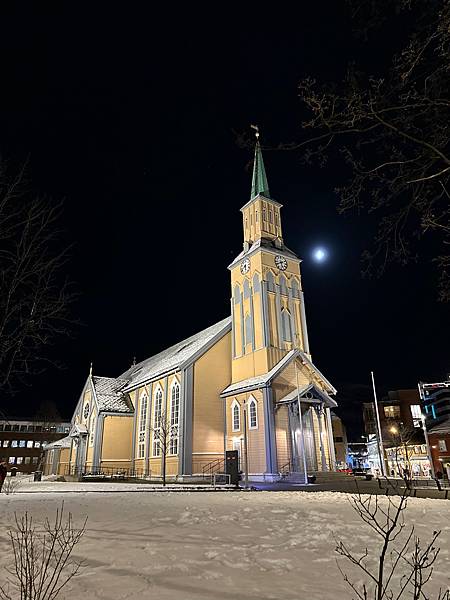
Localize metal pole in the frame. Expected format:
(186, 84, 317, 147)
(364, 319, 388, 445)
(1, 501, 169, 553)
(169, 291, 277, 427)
(243, 400, 249, 489)
(295, 361, 309, 484)
(418, 383, 435, 479)
(371, 371, 386, 476)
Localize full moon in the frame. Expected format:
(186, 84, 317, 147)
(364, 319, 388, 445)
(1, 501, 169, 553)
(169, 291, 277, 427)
(312, 247, 328, 263)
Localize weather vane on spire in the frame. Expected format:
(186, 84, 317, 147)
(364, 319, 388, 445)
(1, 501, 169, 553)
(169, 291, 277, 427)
(250, 124, 260, 139)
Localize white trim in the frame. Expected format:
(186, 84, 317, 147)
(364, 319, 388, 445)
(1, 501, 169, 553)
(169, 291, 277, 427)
(231, 399, 241, 432)
(169, 379, 180, 456)
(248, 395, 258, 430)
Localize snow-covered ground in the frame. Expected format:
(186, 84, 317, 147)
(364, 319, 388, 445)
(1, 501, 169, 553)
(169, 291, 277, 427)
(0, 487, 449, 599)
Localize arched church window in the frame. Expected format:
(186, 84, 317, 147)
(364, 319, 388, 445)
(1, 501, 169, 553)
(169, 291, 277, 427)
(255, 210, 258, 222)
(245, 217, 248, 229)
(138, 394, 148, 459)
(250, 214, 253, 226)
(169, 380, 180, 455)
(234, 284, 241, 305)
(267, 271, 275, 292)
(275, 213, 279, 225)
(248, 397, 258, 429)
(279, 275, 288, 296)
(252, 273, 260, 293)
(152, 386, 163, 457)
(269, 210, 273, 223)
(281, 309, 292, 342)
(232, 400, 240, 432)
(245, 313, 252, 346)
(291, 278, 300, 298)
(263, 206, 266, 221)
(243, 278, 251, 299)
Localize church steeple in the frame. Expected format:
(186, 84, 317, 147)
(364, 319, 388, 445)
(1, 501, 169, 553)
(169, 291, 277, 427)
(241, 128, 283, 246)
(250, 131, 270, 200)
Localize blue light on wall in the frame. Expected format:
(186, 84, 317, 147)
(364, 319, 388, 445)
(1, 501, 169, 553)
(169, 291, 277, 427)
(431, 404, 437, 419)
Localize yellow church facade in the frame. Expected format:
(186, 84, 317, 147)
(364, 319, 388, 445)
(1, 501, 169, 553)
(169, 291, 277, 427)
(43, 135, 338, 482)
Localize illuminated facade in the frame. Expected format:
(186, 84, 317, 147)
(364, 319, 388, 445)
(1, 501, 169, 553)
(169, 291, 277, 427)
(43, 136, 338, 481)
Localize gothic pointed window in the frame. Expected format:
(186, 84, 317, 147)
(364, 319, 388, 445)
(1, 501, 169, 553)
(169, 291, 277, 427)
(138, 394, 148, 459)
(255, 210, 258, 222)
(280, 274, 288, 296)
(253, 273, 260, 293)
(291, 278, 300, 298)
(234, 284, 241, 305)
(152, 386, 163, 457)
(245, 313, 252, 346)
(281, 309, 292, 342)
(263, 206, 266, 221)
(169, 380, 180, 455)
(243, 278, 251, 299)
(269, 210, 273, 223)
(248, 397, 258, 429)
(267, 271, 275, 292)
(232, 400, 241, 432)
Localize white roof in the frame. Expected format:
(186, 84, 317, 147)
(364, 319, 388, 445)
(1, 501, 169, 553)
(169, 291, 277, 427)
(44, 436, 72, 450)
(221, 349, 337, 400)
(121, 317, 231, 391)
(91, 376, 132, 413)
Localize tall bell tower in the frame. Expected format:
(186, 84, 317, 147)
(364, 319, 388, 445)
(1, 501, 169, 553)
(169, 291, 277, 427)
(229, 129, 311, 385)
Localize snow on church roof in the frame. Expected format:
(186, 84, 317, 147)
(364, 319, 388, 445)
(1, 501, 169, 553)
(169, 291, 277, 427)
(91, 376, 133, 413)
(121, 317, 231, 391)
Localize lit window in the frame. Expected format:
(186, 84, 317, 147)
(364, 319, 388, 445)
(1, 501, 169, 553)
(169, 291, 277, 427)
(27, 441, 33, 448)
(248, 398, 257, 429)
(439, 439, 447, 452)
(383, 405, 401, 419)
(24, 457, 31, 465)
(11, 441, 17, 448)
(16, 457, 23, 465)
(232, 401, 240, 432)
(169, 381, 180, 455)
(152, 387, 163, 457)
(19, 440, 26, 448)
(410, 405, 422, 428)
(34, 441, 41, 448)
(138, 394, 148, 459)
(2, 440, 9, 448)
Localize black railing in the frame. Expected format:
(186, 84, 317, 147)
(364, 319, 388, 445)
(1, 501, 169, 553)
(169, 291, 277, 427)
(202, 457, 225, 479)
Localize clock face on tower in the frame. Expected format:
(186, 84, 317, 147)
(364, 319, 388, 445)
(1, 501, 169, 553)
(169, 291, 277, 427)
(240, 258, 250, 275)
(274, 255, 288, 271)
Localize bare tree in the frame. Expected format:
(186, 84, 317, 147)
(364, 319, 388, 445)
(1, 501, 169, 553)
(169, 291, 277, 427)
(0, 503, 86, 600)
(252, 1, 449, 300)
(0, 163, 75, 394)
(336, 483, 449, 600)
(151, 408, 178, 487)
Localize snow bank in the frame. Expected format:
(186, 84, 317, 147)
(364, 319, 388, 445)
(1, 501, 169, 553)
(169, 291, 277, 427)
(0, 490, 448, 599)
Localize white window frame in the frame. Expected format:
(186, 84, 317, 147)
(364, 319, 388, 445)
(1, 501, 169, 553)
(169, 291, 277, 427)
(138, 393, 148, 459)
(152, 385, 163, 457)
(169, 379, 180, 456)
(248, 396, 258, 430)
(231, 399, 241, 432)
(438, 439, 447, 452)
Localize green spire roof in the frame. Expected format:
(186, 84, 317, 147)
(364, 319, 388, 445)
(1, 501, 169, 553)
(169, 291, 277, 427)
(250, 137, 270, 200)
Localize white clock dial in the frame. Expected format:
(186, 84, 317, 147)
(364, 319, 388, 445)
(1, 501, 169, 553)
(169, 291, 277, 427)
(240, 258, 250, 275)
(274, 255, 288, 271)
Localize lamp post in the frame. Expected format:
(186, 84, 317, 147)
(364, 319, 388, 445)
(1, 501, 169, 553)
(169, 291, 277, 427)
(371, 371, 386, 476)
(242, 399, 249, 489)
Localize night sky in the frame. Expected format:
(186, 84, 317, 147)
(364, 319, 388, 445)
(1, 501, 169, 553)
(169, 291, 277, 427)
(0, 4, 448, 438)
